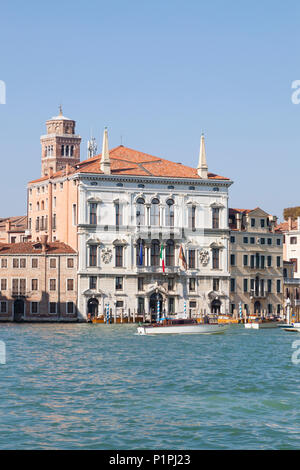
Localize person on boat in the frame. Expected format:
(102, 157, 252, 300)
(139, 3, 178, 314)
(204, 314, 209, 324)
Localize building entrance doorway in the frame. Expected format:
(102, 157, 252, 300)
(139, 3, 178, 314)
(254, 301, 261, 314)
(87, 298, 99, 318)
(13, 299, 24, 322)
(149, 292, 163, 320)
(211, 299, 221, 314)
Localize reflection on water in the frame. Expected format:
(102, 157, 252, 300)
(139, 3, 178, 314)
(0, 323, 299, 449)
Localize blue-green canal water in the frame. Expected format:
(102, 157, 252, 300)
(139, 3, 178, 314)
(0, 323, 299, 449)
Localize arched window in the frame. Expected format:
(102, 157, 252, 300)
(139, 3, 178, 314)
(61, 145, 64, 156)
(166, 240, 175, 266)
(65, 145, 69, 156)
(150, 198, 160, 226)
(151, 240, 160, 266)
(166, 199, 174, 227)
(136, 198, 145, 226)
(41, 201, 44, 210)
(70, 145, 74, 156)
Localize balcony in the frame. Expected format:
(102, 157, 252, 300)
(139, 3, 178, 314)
(10, 289, 31, 298)
(136, 265, 181, 274)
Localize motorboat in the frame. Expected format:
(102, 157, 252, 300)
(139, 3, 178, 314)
(136, 318, 228, 335)
(244, 317, 283, 329)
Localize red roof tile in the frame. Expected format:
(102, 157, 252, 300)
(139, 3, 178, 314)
(0, 241, 76, 255)
(29, 145, 230, 183)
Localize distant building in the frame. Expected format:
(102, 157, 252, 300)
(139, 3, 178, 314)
(229, 207, 284, 317)
(0, 236, 78, 322)
(276, 216, 300, 278)
(26, 112, 233, 320)
(0, 216, 30, 244)
(283, 260, 300, 322)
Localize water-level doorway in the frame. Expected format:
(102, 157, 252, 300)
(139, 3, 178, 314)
(13, 299, 25, 322)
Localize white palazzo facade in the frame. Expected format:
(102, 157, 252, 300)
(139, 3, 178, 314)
(76, 132, 233, 320)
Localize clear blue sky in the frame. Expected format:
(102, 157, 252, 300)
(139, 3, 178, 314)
(0, 0, 300, 220)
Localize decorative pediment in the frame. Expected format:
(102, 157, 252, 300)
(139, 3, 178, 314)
(83, 289, 104, 297)
(87, 236, 101, 244)
(210, 241, 225, 249)
(134, 193, 145, 203)
(186, 200, 199, 206)
(112, 239, 128, 246)
(146, 282, 168, 296)
(87, 196, 102, 203)
(210, 201, 225, 209)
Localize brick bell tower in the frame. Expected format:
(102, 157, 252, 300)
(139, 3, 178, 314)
(40, 107, 81, 176)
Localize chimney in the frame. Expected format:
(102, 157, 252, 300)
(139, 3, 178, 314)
(236, 213, 242, 231)
(288, 216, 293, 231)
(41, 234, 48, 252)
(100, 127, 111, 174)
(5, 220, 11, 232)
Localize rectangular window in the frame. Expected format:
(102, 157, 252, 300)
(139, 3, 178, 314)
(138, 277, 144, 291)
(250, 255, 255, 268)
(49, 302, 57, 314)
(230, 254, 235, 266)
(20, 258, 26, 268)
(89, 203, 97, 225)
(277, 239, 281, 246)
(188, 250, 196, 269)
(260, 238, 265, 245)
(115, 203, 122, 226)
(189, 278, 196, 291)
(268, 279, 272, 293)
(89, 276, 97, 290)
(261, 256, 265, 269)
(115, 246, 123, 267)
(212, 249, 220, 269)
(188, 206, 196, 230)
(72, 204, 77, 226)
(251, 218, 255, 227)
(212, 208, 220, 229)
(1, 259, 7, 268)
(50, 258, 56, 269)
(116, 277, 123, 290)
(50, 279, 56, 291)
(277, 280, 281, 293)
(0, 301, 7, 313)
(243, 278, 248, 293)
(267, 256, 272, 267)
(277, 256, 281, 268)
(168, 277, 175, 291)
(67, 279, 74, 291)
(0, 279, 7, 290)
(213, 278, 219, 291)
(250, 237, 255, 244)
(168, 297, 175, 314)
(13, 259, 19, 268)
(31, 279, 38, 291)
(267, 238, 272, 245)
(31, 302, 39, 314)
(67, 258, 74, 268)
(32, 258, 38, 268)
(67, 302, 74, 314)
(230, 278, 235, 292)
(52, 214, 56, 230)
(138, 297, 145, 314)
(261, 219, 265, 228)
(243, 237, 248, 244)
(89, 245, 97, 267)
(116, 301, 124, 308)
(243, 255, 248, 266)
(230, 236, 235, 243)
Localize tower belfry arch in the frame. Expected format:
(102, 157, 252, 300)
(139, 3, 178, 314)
(40, 109, 81, 176)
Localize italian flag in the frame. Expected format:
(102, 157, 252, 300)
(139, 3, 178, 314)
(160, 243, 165, 273)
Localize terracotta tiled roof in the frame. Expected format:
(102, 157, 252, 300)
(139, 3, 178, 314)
(275, 220, 298, 232)
(29, 145, 230, 183)
(0, 216, 28, 232)
(0, 241, 76, 255)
